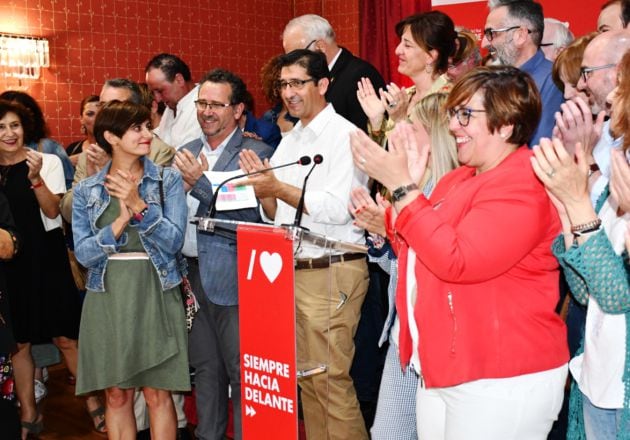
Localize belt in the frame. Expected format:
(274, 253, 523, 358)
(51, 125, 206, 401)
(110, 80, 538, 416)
(295, 253, 365, 270)
(109, 252, 149, 260)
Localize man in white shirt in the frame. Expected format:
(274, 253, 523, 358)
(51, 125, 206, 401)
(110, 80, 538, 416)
(145, 53, 202, 148)
(240, 49, 369, 440)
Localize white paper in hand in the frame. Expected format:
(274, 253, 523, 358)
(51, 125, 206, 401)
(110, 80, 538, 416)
(204, 169, 258, 211)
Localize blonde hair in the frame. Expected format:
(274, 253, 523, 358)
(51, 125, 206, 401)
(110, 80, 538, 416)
(412, 92, 458, 189)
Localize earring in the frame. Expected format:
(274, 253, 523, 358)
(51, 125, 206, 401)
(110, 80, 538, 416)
(425, 63, 434, 74)
(80, 124, 86, 135)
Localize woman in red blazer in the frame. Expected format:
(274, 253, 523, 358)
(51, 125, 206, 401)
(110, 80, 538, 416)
(350, 66, 569, 440)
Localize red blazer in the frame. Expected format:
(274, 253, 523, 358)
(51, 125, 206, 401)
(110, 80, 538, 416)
(387, 147, 568, 388)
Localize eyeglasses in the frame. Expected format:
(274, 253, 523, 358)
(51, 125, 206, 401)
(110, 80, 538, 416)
(305, 39, 317, 50)
(448, 107, 486, 127)
(580, 64, 616, 83)
(483, 26, 530, 42)
(539, 43, 554, 47)
(275, 78, 316, 91)
(194, 100, 232, 112)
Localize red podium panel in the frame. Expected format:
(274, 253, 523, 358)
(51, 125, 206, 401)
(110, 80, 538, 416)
(237, 225, 298, 440)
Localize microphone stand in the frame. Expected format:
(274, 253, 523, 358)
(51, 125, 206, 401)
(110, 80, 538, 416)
(292, 155, 323, 228)
(206, 156, 310, 219)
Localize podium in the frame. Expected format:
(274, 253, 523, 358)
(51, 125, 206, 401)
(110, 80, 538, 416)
(195, 217, 367, 440)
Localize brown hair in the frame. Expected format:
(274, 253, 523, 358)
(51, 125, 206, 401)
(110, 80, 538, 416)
(93, 101, 150, 155)
(611, 50, 630, 151)
(395, 11, 457, 74)
(451, 29, 481, 66)
(0, 99, 35, 141)
(446, 66, 541, 146)
(551, 32, 598, 92)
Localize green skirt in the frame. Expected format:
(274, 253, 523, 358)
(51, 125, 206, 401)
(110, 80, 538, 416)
(76, 258, 190, 395)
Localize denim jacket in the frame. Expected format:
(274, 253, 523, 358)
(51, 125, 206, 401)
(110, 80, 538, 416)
(72, 157, 187, 292)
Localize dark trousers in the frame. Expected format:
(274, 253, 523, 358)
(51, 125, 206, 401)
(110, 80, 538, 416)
(188, 259, 241, 440)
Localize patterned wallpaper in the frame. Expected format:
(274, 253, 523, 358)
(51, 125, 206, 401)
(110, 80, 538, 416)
(0, 0, 359, 146)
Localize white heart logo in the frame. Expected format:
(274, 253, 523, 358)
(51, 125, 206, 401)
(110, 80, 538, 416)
(259, 251, 283, 283)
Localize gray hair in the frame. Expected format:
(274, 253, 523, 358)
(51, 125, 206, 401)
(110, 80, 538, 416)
(103, 78, 142, 105)
(544, 18, 574, 49)
(283, 14, 336, 44)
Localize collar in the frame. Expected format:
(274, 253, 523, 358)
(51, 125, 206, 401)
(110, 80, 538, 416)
(328, 48, 343, 71)
(519, 49, 545, 73)
(201, 127, 238, 156)
(176, 85, 199, 116)
(293, 103, 335, 138)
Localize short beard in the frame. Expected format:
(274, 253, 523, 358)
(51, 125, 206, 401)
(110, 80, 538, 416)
(495, 43, 519, 66)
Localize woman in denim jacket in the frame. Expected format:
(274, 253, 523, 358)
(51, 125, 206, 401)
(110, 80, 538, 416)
(72, 100, 189, 439)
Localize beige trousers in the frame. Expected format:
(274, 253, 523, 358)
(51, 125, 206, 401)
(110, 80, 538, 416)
(295, 258, 369, 440)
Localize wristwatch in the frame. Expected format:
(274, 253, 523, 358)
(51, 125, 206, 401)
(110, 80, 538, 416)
(392, 183, 419, 202)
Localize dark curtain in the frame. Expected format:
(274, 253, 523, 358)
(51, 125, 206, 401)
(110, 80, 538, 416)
(359, 0, 432, 86)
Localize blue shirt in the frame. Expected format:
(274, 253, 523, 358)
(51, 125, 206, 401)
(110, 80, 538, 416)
(520, 50, 564, 148)
(243, 110, 281, 149)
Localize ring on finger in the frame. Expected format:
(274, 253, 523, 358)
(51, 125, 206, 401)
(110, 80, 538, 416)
(360, 157, 367, 165)
(546, 169, 556, 178)
(388, 102, 398, 109)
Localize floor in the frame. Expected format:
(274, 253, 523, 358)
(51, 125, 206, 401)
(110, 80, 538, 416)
(34, 365, 197, 439)
(38, 365, 107, 440)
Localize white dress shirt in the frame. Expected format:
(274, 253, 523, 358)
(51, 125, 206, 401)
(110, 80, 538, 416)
(264, 104, 368, 258)
(181, 128, 237, 257)
(154, 85, 203, 149)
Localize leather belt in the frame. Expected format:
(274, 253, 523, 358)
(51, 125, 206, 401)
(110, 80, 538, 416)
(295, 253, 365, 270)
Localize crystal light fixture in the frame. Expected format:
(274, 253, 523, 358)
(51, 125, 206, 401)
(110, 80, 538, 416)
(0, 34, 50, 80)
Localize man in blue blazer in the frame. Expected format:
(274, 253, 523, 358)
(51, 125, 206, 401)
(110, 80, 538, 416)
(174, 69, 273, 440)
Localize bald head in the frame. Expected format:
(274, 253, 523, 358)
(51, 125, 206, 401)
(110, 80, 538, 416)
(579, 30, 630, 114)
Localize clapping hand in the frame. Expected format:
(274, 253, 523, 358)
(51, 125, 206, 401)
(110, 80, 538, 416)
(86, 143, 109, 177)
(610, 149, 630, 213)
(349, 187, 388, 236)
(25, 149, 43, 185)
(552, 97, 605, 157)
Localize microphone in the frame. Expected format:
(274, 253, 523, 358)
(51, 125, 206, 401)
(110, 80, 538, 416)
(293, 154, 323, 228)
(207, 155, 311, 218)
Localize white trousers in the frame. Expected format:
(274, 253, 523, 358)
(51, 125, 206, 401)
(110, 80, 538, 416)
(416, 364, 568, 440)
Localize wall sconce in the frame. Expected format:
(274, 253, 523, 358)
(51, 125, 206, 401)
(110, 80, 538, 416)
(0, 34, 50, 80)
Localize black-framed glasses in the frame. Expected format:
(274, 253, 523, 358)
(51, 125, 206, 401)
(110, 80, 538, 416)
(580, 64, 616, 83)
(483, 26, 529, 42)
(194, 100, 232, 112)
(275, 78, 316, 91)
(305, 39, 317, 50)
(448, 107, 486, 127)
(539, 42, 554, 47)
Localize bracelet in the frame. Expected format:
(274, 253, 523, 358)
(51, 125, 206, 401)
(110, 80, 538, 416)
(570, 218, 602, 236)
(30, 180, 44, 189)
(588, 163, 600, 178)
(132, 204, 149, 222)
(6, 229, 18, 256)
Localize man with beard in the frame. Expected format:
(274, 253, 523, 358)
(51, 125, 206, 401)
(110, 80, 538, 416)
(174, 69, 273, 440)
(482, 0, 563, 146)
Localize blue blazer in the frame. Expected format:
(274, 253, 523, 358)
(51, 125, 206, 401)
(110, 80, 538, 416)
(181, 129, 273, 306)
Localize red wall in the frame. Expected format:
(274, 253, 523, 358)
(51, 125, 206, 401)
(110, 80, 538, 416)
(0, 0, 602, 146)
(433, 0, 601, 41)
(0, 0, 357, 146)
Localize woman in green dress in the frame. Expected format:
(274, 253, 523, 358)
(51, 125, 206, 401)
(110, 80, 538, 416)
(72, 100, 189, 439)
